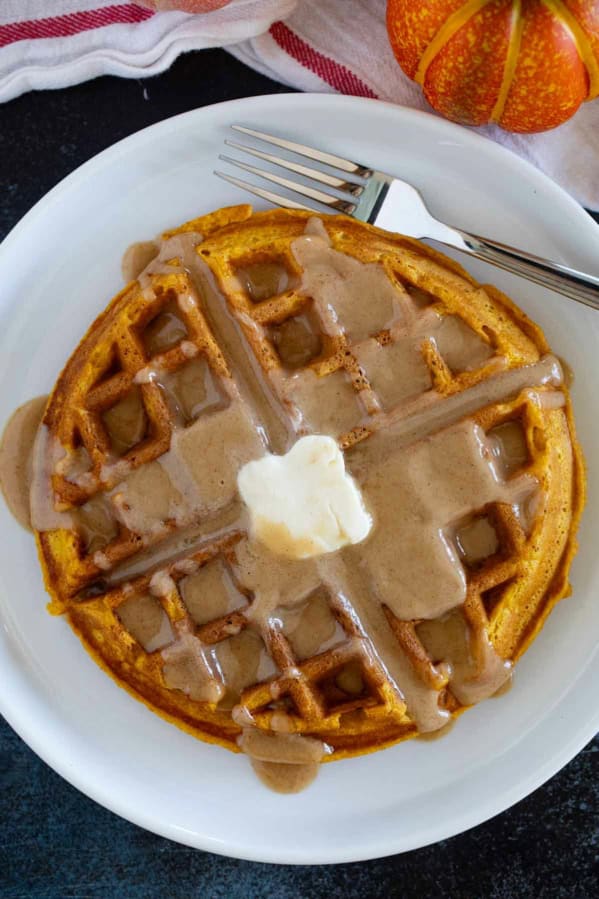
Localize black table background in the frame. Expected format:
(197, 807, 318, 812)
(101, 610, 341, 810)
(1, 48, 598, 899)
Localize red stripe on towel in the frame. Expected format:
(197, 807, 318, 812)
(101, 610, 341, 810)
(269, 20, 377, 98)
(0, 5, 153, 49)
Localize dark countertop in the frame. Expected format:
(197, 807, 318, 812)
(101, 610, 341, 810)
(1, 47, 598, 899)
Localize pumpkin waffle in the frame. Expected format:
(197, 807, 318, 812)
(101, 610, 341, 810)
(30, 205, 584, 779)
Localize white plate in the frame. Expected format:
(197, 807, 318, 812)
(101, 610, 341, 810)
(0, 94, 597, 864)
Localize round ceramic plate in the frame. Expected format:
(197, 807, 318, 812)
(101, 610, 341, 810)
(0, 94, 597, 864)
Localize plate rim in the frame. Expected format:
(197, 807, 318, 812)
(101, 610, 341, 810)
(1, 92, 598, 865)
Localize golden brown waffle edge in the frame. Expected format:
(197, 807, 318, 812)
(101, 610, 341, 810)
(33, 205, 585, 759)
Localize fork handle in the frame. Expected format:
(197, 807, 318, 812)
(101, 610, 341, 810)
(435, 226, 599, 312)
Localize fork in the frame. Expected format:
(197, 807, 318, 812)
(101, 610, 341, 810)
(215, 126, 599, 313)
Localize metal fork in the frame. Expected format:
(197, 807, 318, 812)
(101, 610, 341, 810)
(215, 125, 599, 312)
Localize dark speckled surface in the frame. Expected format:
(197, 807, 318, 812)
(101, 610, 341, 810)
(1, 47, 598, 898)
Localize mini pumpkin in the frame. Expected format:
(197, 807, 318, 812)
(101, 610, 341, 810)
(386, 0, 599, 133)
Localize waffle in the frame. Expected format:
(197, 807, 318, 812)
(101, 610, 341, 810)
(31, 205, 584, 781)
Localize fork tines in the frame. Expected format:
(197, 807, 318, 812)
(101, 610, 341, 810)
(215, 125, 373, 215)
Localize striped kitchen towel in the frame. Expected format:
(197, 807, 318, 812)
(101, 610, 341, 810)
(0, 0, 296, 100)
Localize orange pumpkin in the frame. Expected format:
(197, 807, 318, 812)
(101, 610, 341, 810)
(386, 0, 599, 132)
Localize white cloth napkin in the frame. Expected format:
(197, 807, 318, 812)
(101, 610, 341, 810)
(0, 0, 297, 100)
(1, 0, 598, 211)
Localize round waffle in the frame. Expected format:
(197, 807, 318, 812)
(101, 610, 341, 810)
(31, 205, 584, 779)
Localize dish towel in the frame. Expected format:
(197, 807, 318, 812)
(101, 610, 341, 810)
(2, 0, 598, 212)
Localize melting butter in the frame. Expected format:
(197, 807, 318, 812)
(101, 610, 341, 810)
(237, 435, 371, 559)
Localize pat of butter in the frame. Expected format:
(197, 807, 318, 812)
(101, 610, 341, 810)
(237, 435, 372, 560)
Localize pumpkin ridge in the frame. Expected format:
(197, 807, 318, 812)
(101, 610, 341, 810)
(414, 0, 494, 86)
(542, 0, 599, 99)
(490, 0, 524, 123)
